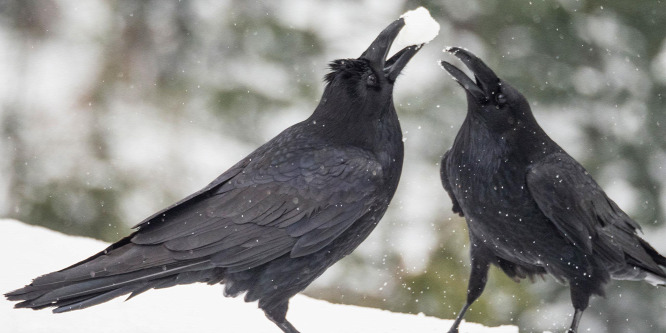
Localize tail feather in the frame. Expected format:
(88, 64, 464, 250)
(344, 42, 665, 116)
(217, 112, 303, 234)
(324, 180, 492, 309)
(613, 237, 666, 286)
(638, 238, 666, 285)
(127, 267, 226, 300)
(5, 241, 225, 312)
(52, 286, 137, 313)
(640, 238, 666, 267)
(644, 273, 666, 287)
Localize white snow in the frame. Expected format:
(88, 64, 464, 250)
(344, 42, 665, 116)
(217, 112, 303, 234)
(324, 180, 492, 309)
(391, 7, 440, 54)
(0, 219, 517, 333)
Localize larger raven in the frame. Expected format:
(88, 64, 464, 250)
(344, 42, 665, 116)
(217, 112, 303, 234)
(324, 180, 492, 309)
(439, 47, 666, 333)
(5, 19, 422, 333)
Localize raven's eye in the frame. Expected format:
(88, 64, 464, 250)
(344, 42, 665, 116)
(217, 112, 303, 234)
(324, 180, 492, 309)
(366, 74, 378, 87)
(496, 93, 507, 105)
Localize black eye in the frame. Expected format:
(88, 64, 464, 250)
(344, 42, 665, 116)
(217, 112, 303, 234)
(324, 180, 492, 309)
(496, 93, 507, 105)
(366, 74, 378, 87)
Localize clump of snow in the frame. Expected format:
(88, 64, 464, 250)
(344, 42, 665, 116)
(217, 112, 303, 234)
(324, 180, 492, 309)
(0, 219, 518, 333)
(392, 7, 440, 52)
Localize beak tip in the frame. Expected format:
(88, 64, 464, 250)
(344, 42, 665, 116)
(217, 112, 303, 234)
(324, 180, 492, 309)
(441, 47, 500, 102)
(438, 60, 454, 73)
(438, 61, 460, 82)
(444, 46, 476, 64)
(361, 19, 406, 64)
(444, 46, 462, 54)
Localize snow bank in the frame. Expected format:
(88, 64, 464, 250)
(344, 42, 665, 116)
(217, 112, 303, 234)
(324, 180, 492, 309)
(0, 219, 517, 333)
(392, 7, 440, 52)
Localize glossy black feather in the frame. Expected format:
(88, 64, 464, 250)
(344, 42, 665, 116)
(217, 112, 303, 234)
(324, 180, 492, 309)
(439, 48, 666, 333)
(6, 18, 421, 333)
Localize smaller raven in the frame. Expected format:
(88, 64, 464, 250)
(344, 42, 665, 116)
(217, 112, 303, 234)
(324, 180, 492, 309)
(5, 17, 424, 333)
(439, 47, 666, 333)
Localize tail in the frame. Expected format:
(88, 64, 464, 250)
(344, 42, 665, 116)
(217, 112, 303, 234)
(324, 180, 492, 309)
(637, 238, 666, 286)
(596, 222, 666, 287)
(5, 235, 224, 312)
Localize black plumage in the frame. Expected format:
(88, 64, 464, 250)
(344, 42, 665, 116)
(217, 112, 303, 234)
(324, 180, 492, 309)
(5, 18, 423, 333)
(439, 47, 666, 333)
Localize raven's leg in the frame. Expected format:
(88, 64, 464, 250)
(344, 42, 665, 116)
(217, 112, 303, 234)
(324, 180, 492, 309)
(447, 245, 491, 333)
(566, 285, 590, 333)
(263, 300, 300, 333)
(566, 308, 584, 333)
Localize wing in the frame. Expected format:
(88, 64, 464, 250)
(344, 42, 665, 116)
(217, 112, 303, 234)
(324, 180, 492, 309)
(440, 150, 464, 216)
(131, 145, 384, 272)
(133, 159, 250, 230)
(526, 153, 644, 258)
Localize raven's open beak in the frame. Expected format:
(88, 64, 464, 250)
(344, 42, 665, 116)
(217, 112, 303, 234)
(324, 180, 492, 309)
(360, 18, 423, 83)
(440, 47, 500, 103)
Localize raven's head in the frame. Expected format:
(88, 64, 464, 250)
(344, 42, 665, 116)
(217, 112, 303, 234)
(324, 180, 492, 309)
(440, 47, 533, 133)
(319, 19, 421, 118)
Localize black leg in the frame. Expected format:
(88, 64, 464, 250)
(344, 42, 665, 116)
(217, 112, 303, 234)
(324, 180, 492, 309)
(447, 245, 491, 333)
(566, 308, 583, 333)
(263, 300, 300, 333)
(267, 317, 300, 333)
(567, 284, 590, 333)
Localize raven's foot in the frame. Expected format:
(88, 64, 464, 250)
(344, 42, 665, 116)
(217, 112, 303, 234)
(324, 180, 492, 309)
(566, 307, 583, 333)
(266, 315, 300, 333)
(446, 314, 463, 333)
(274, 320, 300, 333)
(265, 309, 300, 333)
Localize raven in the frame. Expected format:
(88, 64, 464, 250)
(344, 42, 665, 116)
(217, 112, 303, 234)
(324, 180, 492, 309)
(439, 47, 666, 333)
(5, 19, 423, 333)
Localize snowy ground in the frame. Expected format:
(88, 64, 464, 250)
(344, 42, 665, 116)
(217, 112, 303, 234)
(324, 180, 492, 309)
(0, 219, 517, 333)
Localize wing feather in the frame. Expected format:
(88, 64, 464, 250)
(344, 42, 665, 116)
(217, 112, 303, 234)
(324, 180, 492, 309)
(526, 153, 657, 271)
(131, 145, 383, 271)
(440, 150, 464, 216)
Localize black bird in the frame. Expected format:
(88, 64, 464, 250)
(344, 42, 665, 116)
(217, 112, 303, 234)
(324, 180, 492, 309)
(5, 19, 422, 333)
(439, 47, 666, 333)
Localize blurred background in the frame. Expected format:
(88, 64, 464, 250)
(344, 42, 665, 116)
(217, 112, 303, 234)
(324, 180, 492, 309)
(1, 0, 665, 331)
